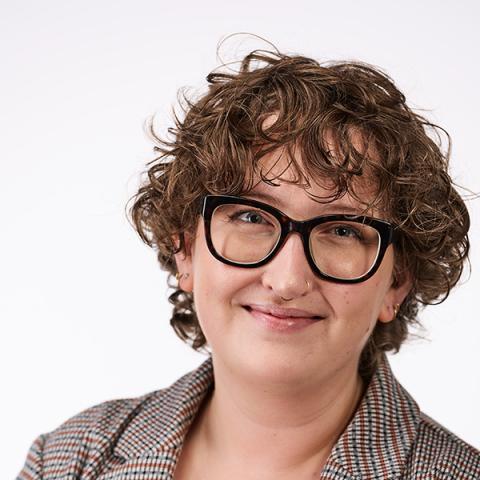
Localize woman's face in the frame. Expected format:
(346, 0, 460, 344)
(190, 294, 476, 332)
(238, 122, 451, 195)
(175, 151, 411, 387)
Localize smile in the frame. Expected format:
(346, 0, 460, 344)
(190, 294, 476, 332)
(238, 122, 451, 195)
(243, 305, 324, 333)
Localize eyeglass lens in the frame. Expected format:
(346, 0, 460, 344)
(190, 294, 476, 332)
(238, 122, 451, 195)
(210, 203, 381, 280)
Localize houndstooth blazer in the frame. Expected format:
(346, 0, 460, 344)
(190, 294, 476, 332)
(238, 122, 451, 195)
(17, 356, 480, 479)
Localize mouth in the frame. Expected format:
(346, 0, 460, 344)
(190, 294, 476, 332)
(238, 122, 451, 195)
(243, 305, 324, 320)
(242, 305, 325, 333)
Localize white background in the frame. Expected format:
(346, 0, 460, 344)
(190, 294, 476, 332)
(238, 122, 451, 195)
(2, 0, 479, 476)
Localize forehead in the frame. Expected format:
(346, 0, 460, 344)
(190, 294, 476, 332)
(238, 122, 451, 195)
(245, 144, 383, 217)
(246, 179, 380, 219)
(254, 114, 381, 185)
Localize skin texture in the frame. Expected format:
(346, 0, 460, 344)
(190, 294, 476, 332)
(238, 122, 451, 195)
(173, 148, 411, 479)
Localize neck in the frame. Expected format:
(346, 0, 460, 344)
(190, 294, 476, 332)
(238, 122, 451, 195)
(194, 355, 365, 476)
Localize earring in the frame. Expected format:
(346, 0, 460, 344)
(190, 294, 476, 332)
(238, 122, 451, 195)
(393, 303, 400, 318)
(175, 272, 190, 281)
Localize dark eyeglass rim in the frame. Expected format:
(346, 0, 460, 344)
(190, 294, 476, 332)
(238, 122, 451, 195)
(201, 194, 397, 284)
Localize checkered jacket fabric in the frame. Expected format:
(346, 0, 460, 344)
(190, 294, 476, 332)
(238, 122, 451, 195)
(17, 357, 479, 479)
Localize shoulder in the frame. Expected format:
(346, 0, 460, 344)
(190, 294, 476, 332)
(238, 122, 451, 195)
(342, 357, 480, 480)
(406, 412, 480, 479)
(44, 391, 152, 449)
(17, 359, 214, 479)
(18, 391, 158, 479)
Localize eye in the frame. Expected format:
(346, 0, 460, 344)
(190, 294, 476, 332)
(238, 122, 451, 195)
(231, 210, 269, 225)
(333, 225, 361, 238)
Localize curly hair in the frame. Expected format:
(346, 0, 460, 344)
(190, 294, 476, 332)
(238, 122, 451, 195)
(128, 49, 470, 379)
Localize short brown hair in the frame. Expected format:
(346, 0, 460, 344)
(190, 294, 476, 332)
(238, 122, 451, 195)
(129, 50, 470, 378)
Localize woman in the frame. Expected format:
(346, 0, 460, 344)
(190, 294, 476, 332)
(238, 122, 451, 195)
(18, 50, 479, 479)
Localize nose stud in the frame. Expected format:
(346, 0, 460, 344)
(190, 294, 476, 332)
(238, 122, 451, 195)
(280, 279, 311, 301)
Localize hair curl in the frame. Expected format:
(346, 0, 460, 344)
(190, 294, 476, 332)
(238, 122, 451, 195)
(128, 50, 470, 379)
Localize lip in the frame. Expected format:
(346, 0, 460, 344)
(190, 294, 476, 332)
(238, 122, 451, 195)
(246, 304, 322, 318)
(243, 304, 324, 333)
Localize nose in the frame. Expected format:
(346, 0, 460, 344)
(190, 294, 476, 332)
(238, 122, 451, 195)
(261, 232, 314, 301)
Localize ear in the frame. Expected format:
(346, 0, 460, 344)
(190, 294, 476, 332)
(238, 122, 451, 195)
(378, 272, 412, 324)
(172, 233, 194, 293)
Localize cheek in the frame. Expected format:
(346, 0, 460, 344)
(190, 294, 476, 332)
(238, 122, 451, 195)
(334, 250, 394, 324)
(327, 280, 387, 338)
(336, 285, 380, 316)
(323, 287, 379, 361)
(192, 250, 256, 337)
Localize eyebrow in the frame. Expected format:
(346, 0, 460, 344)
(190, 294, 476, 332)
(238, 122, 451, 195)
(243, 191, 368, 216)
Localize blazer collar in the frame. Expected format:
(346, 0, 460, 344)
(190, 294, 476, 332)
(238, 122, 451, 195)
(113, 358, 214, 460)
(113, 356, 420, 479)
(327, 357, 421, 479)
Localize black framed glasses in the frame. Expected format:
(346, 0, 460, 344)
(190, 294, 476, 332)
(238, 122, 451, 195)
(201, 195, 397, 284)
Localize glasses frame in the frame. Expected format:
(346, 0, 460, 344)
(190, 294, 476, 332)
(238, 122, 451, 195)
(201, 194, 397, 284)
